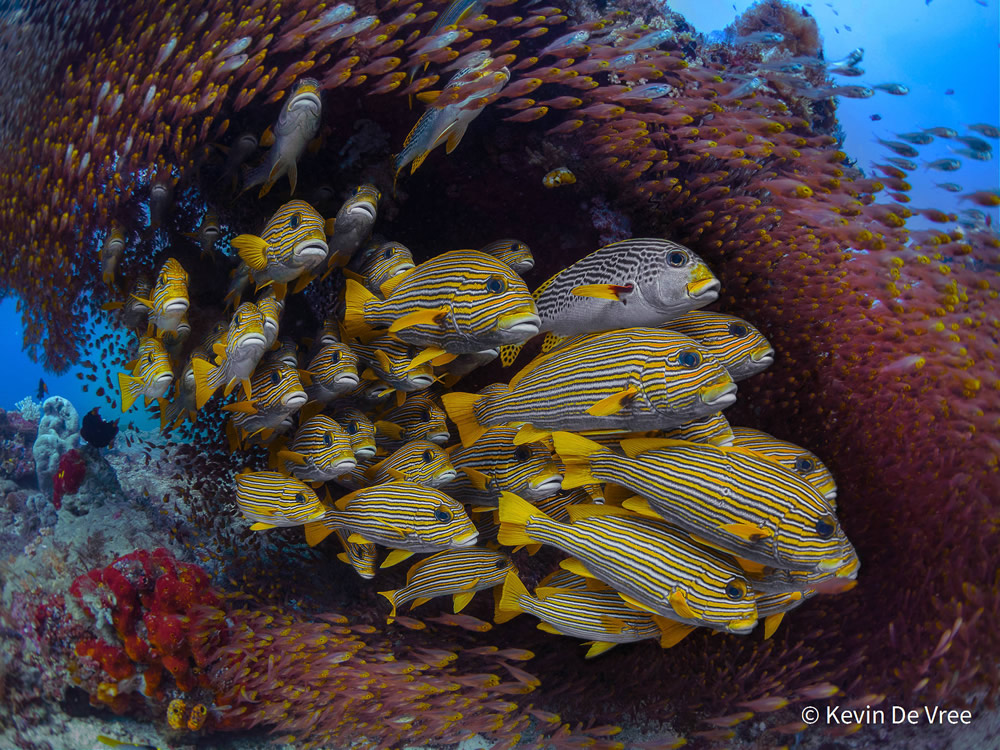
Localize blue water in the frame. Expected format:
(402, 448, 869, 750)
(1, 0, 996, 427)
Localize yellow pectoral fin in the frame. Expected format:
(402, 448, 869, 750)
(407, 346, 450, 370)
(570, 283, 633, 301)
(304, 521, 335, 547)
(513, 424, 550, 445)
(584, 641, 619, 658)
(379, 268, 413, 297)
(231, 234, 269, 271)
(220, 402, 258, 415)
(250, 522, 278, 531)
(652, 616, 696, 648)
(380, 549, 415, 568)
(586, 387, 638, 417)
(461, 466, 490, 491)
(388, 306, 449, 333)
(453, 591, 476, 613)
(618, 592, 658, 615)
(763, 612, 785, 640)
(733, 556, 768, 575)
(668, 589, 696, 620)
(720, 522, 773, 542)
(536, 622, 561, 634)
(277, 450, 309, 466)
(347, 532, 372, 545)
(559, 557, 595, 579)
(621, 496, 661, 519)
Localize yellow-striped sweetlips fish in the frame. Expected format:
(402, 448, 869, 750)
(100, 225, 125, 285)
(191, 302, 268, 408)
(161, 313, 190, 362)
(223, 360, 306, 447)
(303, 342, 360, 404)
(331, 406, 377, 460)
(480, 238, 534, 274)
(533, 486, 597, 522)
(132, 258, 189, 337)
(498, 494, 758, 632)
(499, 238, 720, 366)
(304, 481, 478, 552)
(349, 241, 416, 296)
(235, 470, 326, 529)
(122, 276, 152, 332)
(231, 200, 328, 297)
(661, 413, 735, 445)
(335, 528, 377, 579)
(750, 555, 860, 595)
(378, 547, 513, 622)
(331, 453, 378, 492)
(276, 414, 356, 483)
(353, 338, 437, 393)
(444, 328, 736, 447)
(159, 359, 197, 432)
(755, 590, 815, 639)
(537, 567, 601, 592)
(369, 440, 457, 487)
(447, 427, 562, 506)
(118, 336, 173, 412)
(342, 250, 540, 353)
(326, 184, 380, 270)
(256, 289, 285, 349)
(554, 433, 856, 572)
(243, 77, 321, 198)
(495, 572, 671, 657)
(264, 336, 300, 369)
(730, 427, 837, 504)
(376, 393, 449, 450)
(345, 378, 396, 407)
(665, 310, 774, 382)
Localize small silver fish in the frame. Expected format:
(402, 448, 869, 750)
(872, 82, 909, 95)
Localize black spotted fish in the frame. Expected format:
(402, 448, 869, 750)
(117, 336, 173, 412)
(444, 328, 736, 447)
(243, 78, 322, 197)
(343, 250, 539, 353)
(303, 481, 479, 552)
(274, 414, 356, 484)
(231, 200, 329, 298)
(665, 311, 774, 381)
(378, 547, 513, 622)
(730, 427, 837, 504)
(495, 572, 673, 657)
(554, 433, 856, 572)
(368, 440, 457, 487)
(479, 239, 534, 274)
(191, 302, 268, 408)
(447, 427, 562, 506)
(235, 470, 327, 529)
(497, 494, 758, 633)
(500, 238, 720, 366)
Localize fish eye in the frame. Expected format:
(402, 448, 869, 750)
(495, 558, 507, 569)
(724, 579, 747, 600)
(294, 492, 307, 504)
(433, 505, 453, 523)
(513, 446, 530, 462)
(330, 350, 340, 364)
(795, 457, 815, 472)
(323, 432, 333, 447)
(345, 421, 358, 435)
(382, 247, 393, 259)
(145, 353, 153, 364)
(422, 449, 433, 463)
(815, 515, 835, 539)
(679, 350, 702, 368)
(667, 251, 688, 267)
(289, 212, 301, 229)
(485, 275, 506, 294)
(270, 371, 280, 385)
(728, 323, 748, 338)
(420, 408, 430, 421)
(509, 242, 519, 252)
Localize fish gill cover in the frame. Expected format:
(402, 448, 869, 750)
(0, 0, 997, 746)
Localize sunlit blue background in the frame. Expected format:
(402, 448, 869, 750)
(1, 0, 997, 429)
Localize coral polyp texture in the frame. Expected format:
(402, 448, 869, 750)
(0, 0, 997, 744)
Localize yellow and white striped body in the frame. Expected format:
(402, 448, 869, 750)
(280, 415, 356, 483)
(369, 440, 457, 487)
(140, 258, 189, 336)
(350, 240, 415, 295)
(731, 427, 837, 504)
(326, 184, 380, 269)
(235, 471, 326, 528)
(304, 343, 360, 403)
(118, 336, 173, 412)
(225, 360, 306, 443)
(354, 337, 436, 393)
(231, 200, 328, 290)
(192, 302, 267, 408)
(330, 406, 377, 460)
(256, 290, 284, 349)
(343, 250, 539, 353)
(379, 547, 513, 621)
(665, 310, 774, 382)
(376, 393, 450, 451)
(479, 239, 534, 274)
(448, 426, 562, 506)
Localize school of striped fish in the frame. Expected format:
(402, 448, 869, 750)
(107, 81, 859, 660)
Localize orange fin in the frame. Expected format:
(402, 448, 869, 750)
(586, 387, 638, 416)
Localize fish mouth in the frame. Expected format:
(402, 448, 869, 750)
(330, 458, 357, 474)
(699, 381, 737, 408)
(822, 487, 838, 503)
(282, 390, 308, 408)
(162, 298, 189, 314)
(427, 431, 450, 445)
(726, 617, 758, 634)
(816, 556, 850, 573)
(293, 239, 329, 261)
(235, 332, 267, 351)
(451, 530, 480, 547)
(289, 85, 322, 112)
(408, 374, 435, 388)
(390, 263, 415, 275)
(354, 445, 377, 460)
(153, 372, 174, 385)
(528, 475, 563, 496)
(436, 469, 458, 483)
(514, 260, 535, 273)
(686, 277, 721, 300)
(497, 312, 541, 336)
(334, 371, 360, 386)
(750, 346, 775, 366)
(834, 557, 860, 578)
(348, 200, 378, 222)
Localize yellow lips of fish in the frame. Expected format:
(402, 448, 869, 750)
(817, 556, 850, 572)
(497, 308, 541, 335)
(726, 617, 759, 634)
(452, 529, 480, 546)
(698, 378, 737, 406)
(685, 274, 720, 299)
(751, 344, 775, 363)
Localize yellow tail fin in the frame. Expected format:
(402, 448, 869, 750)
(440, 392, 486, 447)
(494, 570, 528, 624)
(497, 491, 551, 547)
(117, 373, 141, 413)
(342, 278, 378, 341)
(191, 357, 219, 410)
(304, 521, 335, 547)
(378, 589, 399, 623)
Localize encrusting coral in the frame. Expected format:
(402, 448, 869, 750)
(0, 0, 997, 745)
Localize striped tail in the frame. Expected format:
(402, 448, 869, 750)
(551, 431, 605, 488)
(191, 357, 222, 410)
(378, 589, 399, 624)
(117, 373, 143, 413)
